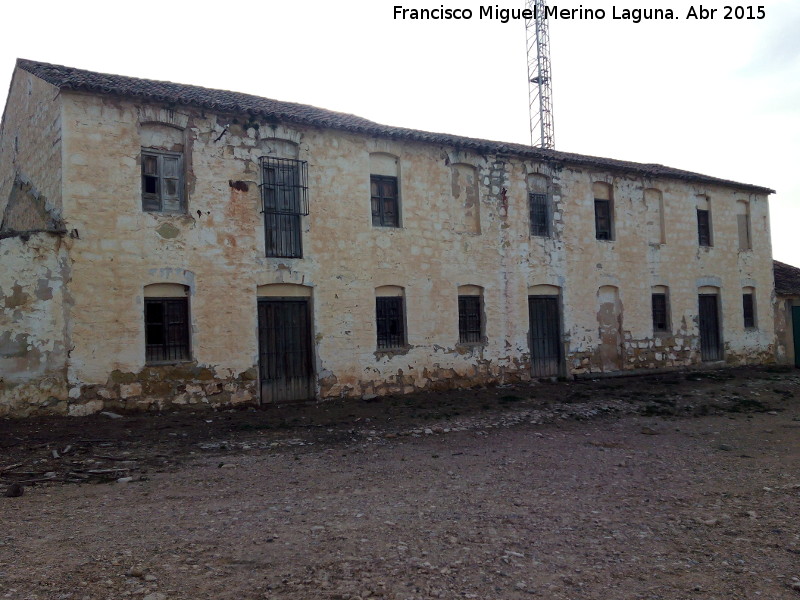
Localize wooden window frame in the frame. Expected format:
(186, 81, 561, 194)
(376, 296, 405, 349)
(141, 149, 184, 213)
(458, 295, 483, 344)
(697, 209, 712, 247)
(371, 175, 400, 227)
(529, 192, 551, 237)
(144, 297, 191, 363)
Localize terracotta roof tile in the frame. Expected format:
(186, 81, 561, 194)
(16, 59, 774, 194)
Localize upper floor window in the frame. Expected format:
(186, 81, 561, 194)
(593, 182, 614, 241)
(737, 200, 752, 251)
(697, 195, 712, 247)
(371, 175, 399, 227)
(528, 174, 551, 237)
(644, 188, 666, 245)
(142, 149, 183, 213)
(451, 163, 481, 234)
(260, 157, 309, 258)
(370, 153, 400, 228)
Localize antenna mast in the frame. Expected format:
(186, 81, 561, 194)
(526, 0, 555, 149)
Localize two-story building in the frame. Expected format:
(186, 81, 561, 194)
(0, 59, 776, 417)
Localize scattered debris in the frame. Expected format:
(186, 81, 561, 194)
(3, 483, 23, 497)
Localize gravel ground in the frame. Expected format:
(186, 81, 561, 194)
(1, 367, 799, 600)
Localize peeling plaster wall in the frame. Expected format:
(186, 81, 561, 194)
(0, 69, 69, 416)
(553, 172, 775, 372)
(0, 235, 69, 416)
(1, 84, 777, 416)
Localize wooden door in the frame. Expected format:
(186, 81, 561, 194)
(529, 296, 562, 377)
(699, 294, 722, 361)
(258, 298, 314, 403)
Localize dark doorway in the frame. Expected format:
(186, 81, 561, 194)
(698, 294, 722, 361)
(792, 305, 800, 368)
(529, 295, 562, 377)
(257, 298, 314, 403)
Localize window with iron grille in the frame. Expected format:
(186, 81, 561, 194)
(458, 295, 482, 343)
(371, 175, 399, 227)
(376, 296, 405, 349)
(145, 298, 190, 362)
(260, 157, 309, 258)
(142, 149, 183, 212)
(742, 293, 756, 328)
(652, 293, 669, 333)
(529, 192, 550, 237)
(697, 209, 712, 246)
(594, 199, 613, 240)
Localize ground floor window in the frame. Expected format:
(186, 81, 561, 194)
(145, 298, 190, 362)
(458, 295, 482, 343)
(376, 296, 405, 349)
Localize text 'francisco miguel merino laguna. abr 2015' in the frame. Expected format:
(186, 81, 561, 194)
(393, 5, 767, 22)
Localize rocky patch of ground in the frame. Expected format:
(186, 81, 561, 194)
(1, 366, 799, 599)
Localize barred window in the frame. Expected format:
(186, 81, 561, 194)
(529, 193, 550, 237)
(371, 175, 399, 227)
(376, 296, 405, 349)
(142, 149, 183, 212)
(145, 298, 190, 362)
(652, 293, 669, 333)
(260, 157, 309, 258)
(458, 295, 482, 343)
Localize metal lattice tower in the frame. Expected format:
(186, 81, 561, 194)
(526, 0, 555, 149)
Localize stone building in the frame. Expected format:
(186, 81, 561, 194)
(0, 59, 777, 417)
(773, 260, 800, 367)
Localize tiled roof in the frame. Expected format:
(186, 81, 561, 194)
(16, 58, 774, 194)
(774, 260, 800, 296)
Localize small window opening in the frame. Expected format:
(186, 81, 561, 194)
(742, 292, 756, 329)
(371, 175, 399, 227)
(458, 295, 482, 343)
(652, 293, 669, 333)
(145, 297, 190, 362)
(376, 296, 405, 349)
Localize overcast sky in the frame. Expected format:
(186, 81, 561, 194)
(1, 0, 797, 264)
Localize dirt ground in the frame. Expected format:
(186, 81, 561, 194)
(1, 366, 799, 600)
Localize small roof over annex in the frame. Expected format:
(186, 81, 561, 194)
(774, 260, 800, 297)
(13, 58, 775, 195)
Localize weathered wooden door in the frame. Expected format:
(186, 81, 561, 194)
(257, 298, 314, 403)
(529, 296, 562, 377)
(699, 294, 722, 361)
(792, 306, 800, 368)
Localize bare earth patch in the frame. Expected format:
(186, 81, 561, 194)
(1, 366, 799, 599)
